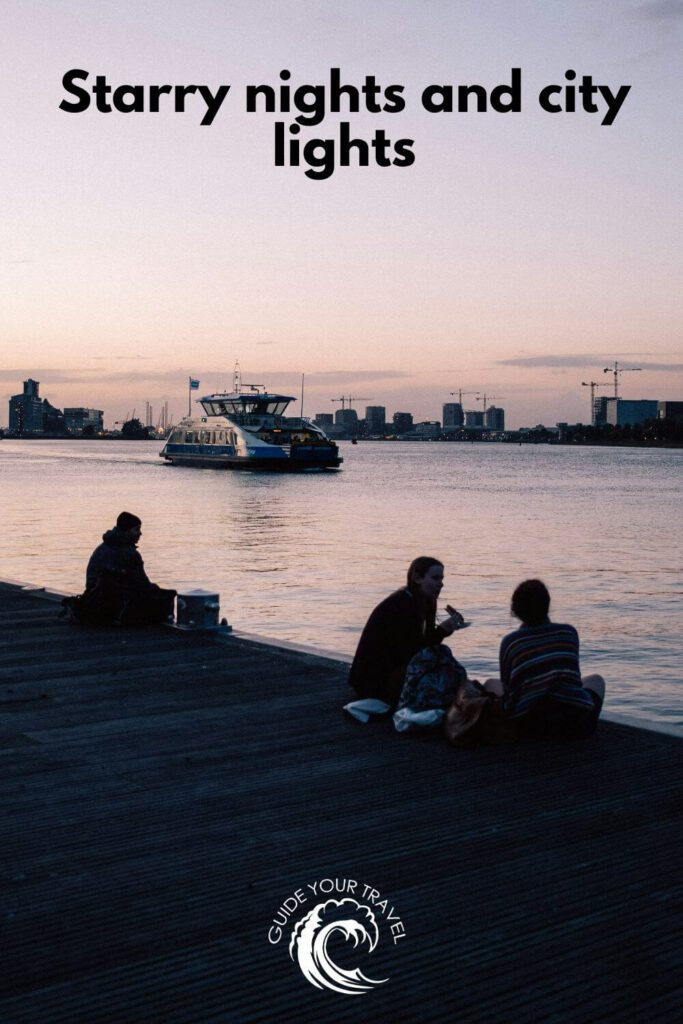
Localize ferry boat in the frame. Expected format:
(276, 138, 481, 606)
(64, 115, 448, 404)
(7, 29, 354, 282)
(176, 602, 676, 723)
(160, 374, 342, 471)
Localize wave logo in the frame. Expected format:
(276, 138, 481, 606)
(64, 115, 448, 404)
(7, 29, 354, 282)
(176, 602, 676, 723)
(268, 879, 406, 996)
(289, 898, 389, 995)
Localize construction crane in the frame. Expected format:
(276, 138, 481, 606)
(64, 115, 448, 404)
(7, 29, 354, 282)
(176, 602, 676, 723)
(603, 361, 642, 399)
(581, 380, 611, 425)
(476, 394, 505, 414)
(449, 389, 480, 406)
(330, 396, 371, 411)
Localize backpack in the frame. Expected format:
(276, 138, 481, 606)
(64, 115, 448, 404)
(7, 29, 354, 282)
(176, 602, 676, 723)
(393, 645, 468, 731)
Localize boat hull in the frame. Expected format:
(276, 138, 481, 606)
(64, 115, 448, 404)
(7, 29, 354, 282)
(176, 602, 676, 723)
(161, 446, 342, 471)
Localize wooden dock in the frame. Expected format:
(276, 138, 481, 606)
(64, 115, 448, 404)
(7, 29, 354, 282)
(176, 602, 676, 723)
(1, 581, 681, 1023)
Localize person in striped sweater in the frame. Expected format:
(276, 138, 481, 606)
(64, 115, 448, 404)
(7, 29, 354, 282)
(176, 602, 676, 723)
(494, 579, 605, 739)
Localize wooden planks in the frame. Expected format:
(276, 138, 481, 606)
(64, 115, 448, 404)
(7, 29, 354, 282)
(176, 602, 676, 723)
(0, 581, 681, 1023)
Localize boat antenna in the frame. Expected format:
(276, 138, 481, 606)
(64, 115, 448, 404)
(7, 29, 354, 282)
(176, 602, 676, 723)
(300, 373, 305, 421)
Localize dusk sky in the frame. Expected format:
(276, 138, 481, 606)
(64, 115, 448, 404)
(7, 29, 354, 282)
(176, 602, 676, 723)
(2, 0, 682, 428)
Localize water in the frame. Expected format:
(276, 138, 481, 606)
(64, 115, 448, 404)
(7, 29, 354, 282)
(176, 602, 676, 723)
(1, 439, 680, 730)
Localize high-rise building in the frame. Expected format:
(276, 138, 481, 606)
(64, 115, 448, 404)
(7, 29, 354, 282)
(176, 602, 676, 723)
(314, 413, 333, 426)
(392, 412, 413, 433)
(465, 410, 484, 428)
(335, 408, 359, 427)
(604, 399, 658, 427)
(485, 406, 505, 431)
(364, 406, 386, 434)
(9, 379, 43, 435)
(442, 402, 464, 428)
(594, 396, 610, 426)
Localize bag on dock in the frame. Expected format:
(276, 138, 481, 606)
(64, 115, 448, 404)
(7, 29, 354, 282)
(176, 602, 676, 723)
(394, 644, 467, 732)
(444, 680, 517, 746)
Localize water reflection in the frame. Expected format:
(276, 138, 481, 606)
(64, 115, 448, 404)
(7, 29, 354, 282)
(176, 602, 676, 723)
(0, 439, 680, 726)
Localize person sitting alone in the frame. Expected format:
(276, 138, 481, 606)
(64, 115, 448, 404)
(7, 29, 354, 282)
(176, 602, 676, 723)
(488, 579, 605, 739)
(72, 511, 176, 626)
(348, 556, 467, 710)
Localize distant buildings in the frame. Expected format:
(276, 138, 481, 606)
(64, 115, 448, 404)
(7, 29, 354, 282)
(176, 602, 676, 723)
(14, 377, 676, 441)
(392, 411, 413, 433)
(335, 408, 359, 428)
(415, 421, 440, 437)
(9, 379, 65, 435)
(604, 399, 658, 427)
(364, 405, 386, 435)
(658, 401, 683, 420)
(316, 401, 509, 438)
(594, 396, 610, 426)
(8, 380, 102, 436)
(9, 379, 44, 435)
(64, 408, 104, 435)
(442, 402, 464, 429)
(594, 397, 666, 428)
(485, 406, 505, 431)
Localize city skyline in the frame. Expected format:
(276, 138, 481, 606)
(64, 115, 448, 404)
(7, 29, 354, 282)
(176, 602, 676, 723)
(4, 370, 676, 434)
(2, 2, 682, 431)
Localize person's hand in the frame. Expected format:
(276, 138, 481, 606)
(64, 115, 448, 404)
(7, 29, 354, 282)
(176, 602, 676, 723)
(441, 604, 466, 635)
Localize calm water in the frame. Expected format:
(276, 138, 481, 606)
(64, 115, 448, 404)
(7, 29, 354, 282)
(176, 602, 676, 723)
(1, 439, 681, 729)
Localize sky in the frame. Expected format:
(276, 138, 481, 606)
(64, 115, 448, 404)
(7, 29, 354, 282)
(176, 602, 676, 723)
(2, 0, 682, 429)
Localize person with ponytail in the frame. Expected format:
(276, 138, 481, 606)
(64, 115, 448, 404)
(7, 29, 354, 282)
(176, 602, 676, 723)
(347, 556, 466, 709)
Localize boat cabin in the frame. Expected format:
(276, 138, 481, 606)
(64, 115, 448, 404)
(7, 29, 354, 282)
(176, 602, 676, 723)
(200, 393, 294, 420)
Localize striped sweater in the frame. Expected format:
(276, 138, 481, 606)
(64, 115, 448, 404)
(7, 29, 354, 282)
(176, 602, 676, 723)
(499, 621, 596, 719)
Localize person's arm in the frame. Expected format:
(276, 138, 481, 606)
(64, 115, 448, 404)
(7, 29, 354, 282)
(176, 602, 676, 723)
(570, 625, 580, 673)
(499, 635, 514, 697)
(425, 602, 465, 643)
(424, 620, 448, 645)
(126, 548, 152, 589)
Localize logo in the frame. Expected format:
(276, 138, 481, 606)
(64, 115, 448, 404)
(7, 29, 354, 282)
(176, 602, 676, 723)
(268, 878, 406, 995)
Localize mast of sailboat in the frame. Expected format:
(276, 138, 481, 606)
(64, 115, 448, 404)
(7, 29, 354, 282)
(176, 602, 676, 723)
(300, 373, 305, 422)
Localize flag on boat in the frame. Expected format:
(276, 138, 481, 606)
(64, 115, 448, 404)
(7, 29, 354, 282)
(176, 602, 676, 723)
(189, 377, 200, 390)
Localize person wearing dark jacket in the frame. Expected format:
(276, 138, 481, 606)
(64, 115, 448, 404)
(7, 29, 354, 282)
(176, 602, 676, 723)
(80, 511, 176, 625)
(348, 556, 466, 708)
(86, 512, 149, 590)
